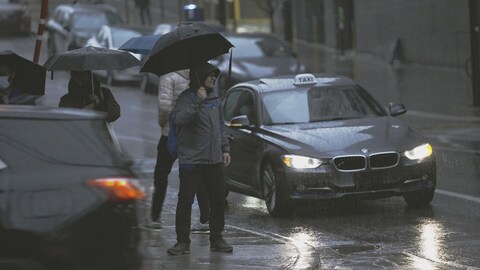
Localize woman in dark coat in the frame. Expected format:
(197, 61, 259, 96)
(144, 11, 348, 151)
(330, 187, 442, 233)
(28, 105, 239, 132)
(59, 71, 120, 123)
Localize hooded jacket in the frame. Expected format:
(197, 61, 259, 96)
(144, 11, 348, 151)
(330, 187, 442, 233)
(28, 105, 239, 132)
(59, 76, 120, 123)
(158, 69, 189, 136)
(171, 63, 229, 165)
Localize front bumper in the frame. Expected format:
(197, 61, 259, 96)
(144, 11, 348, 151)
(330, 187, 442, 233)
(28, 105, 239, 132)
(284, 155, 436, 200)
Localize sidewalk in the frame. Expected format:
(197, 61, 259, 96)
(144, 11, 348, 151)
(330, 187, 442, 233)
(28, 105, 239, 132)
(136, 185, 304, 270)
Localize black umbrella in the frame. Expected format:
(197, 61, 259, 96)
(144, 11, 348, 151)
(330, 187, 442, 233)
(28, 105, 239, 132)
(43, 46, 140, 71)
(0, 50, 46, 96)
(140, 22, 234, 77)
(43, 46, 140, 95)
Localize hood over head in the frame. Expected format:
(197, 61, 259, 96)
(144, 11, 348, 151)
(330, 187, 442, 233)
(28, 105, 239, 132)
(188, 62, 219, 90)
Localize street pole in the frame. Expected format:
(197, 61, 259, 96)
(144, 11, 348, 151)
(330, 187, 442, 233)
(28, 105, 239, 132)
(33, 0, 48, 63)
(469, 0, 480, 106)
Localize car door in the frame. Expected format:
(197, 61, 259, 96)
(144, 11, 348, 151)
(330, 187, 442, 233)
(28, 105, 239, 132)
(223, 88, 262, 194)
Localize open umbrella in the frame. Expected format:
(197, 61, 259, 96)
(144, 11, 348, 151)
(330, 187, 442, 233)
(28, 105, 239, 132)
(0, 50, 46, 96)
(140, 22, 234, 77)
(43, 46, 140, 71)
(118, 34, 161, 55)
(43, 46, 140, 96)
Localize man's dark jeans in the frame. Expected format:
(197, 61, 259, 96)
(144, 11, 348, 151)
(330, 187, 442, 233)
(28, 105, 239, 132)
(176, 164, 226, 243)
(151, 136, 210, 223)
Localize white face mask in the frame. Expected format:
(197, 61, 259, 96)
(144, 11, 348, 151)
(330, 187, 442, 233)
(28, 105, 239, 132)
(0, 76, 9, 91)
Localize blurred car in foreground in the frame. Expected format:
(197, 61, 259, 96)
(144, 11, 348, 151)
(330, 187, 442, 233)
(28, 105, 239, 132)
(86, 25, 142, 85)
(213, 32, 307, 96)
(140, 21, 228, 94)
(222, 73, 436, 217)
(0, 105, 143, 270)
(46, 3, 124, 56)
(0, 0, 31, 35)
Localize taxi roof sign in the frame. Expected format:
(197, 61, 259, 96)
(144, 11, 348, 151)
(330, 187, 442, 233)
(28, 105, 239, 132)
(293, 73, 317, 86)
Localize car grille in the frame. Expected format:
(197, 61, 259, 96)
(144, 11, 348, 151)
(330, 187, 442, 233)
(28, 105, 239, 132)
(333, 152, 399, 171)
(333, 156, 366, 171)
(369, 152, 399, 169)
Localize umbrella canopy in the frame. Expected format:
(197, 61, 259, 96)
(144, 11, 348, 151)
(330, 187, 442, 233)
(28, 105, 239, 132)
(0, 50, 46, 96)
(118, 34, 161, 55)
(140, 22, 234, 77)
(43, 46, 140, 71)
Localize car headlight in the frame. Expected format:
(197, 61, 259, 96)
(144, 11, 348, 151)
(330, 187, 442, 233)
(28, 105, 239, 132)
(281, 155, 322, 169)
(404, 143, 433, 160)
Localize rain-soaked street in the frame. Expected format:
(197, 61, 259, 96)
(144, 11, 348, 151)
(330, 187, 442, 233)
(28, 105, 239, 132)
(2, 35, 480, 269)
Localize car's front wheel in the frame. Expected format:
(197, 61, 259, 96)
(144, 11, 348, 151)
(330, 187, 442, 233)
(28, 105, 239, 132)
(262, 163, 293, 218)
(403, 187, 435, 207)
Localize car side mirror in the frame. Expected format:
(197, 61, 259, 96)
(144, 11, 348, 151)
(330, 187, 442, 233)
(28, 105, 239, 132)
(389, 102, 407, 117)
(229, 115, 251, 127)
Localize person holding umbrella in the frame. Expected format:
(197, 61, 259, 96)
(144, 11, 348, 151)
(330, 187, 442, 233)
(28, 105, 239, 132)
(145, 69, 211, 232)
(167, 62, 232, 255)
(59, 70, 120, 123)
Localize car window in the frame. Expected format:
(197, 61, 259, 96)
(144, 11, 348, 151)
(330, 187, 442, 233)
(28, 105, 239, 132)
(223, 90, 242, 122)
(103, 10, 124, 25)
(0, 118, 125, 167)
(261, 86, 387, 125)
(72, 12, 108, 29)
(224, 89, 256, 123)
(228, 36, 292, 58)
(111, 29, 141, 48)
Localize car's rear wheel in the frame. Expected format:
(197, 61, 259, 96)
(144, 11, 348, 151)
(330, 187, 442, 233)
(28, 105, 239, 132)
(403, 187, 435, 207)
(262, 163, 293, 218)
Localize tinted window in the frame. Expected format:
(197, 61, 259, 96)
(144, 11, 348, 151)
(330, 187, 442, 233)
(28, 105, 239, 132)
(227, 36, 292, 58)
(261, 86, 387, 125)
(72, 12, 108, 29)
(0, 118, 124, 167)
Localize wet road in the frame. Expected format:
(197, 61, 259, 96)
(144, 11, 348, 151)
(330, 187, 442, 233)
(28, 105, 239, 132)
(2, 36, 480, 269)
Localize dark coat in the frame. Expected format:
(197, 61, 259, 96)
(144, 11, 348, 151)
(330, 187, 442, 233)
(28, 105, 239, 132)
(172, 63, 229, 165)
(59, 77, 120, 123)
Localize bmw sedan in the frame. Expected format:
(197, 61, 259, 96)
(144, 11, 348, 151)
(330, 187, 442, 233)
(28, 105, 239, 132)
(0, 105, 144, 270)
(222, 73, 436, 217)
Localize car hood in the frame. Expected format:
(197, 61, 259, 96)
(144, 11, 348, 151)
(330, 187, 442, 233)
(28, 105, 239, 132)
(229, 57, 303, 79)
(260, 117, 426, 157)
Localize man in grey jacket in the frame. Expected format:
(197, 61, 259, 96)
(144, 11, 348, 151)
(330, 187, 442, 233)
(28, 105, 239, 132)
(167, 62, 232, 255)
(146, 69, 210, 231)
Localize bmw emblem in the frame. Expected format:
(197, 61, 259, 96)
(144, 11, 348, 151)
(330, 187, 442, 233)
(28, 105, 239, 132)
(361, 148, 369, 154)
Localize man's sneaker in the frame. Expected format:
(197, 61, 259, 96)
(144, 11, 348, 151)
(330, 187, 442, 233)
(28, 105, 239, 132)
(144, 220, 162, 229)
(191, 221, 209, 231)
(167, 242, 190, 255)
(210, 237, 233, 253)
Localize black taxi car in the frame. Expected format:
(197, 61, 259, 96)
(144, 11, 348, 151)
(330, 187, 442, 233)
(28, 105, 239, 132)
(222, 73, 436, 217)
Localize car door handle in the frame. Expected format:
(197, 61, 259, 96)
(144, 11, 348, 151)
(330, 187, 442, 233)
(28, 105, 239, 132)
(227, 134, 234, 140)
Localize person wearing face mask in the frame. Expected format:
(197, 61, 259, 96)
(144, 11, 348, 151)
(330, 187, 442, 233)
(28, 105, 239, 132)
(59, 70, 120, 123)
(167, 62, 232, 255)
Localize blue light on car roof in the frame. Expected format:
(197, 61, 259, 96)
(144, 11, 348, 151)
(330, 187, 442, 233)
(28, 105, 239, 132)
(293, 73, 317, 86)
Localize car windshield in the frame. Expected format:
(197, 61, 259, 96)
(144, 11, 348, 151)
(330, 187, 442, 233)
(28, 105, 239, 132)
(111, 29, 141, 48)
(261, 86, 387, 125)
(72, 12, 108, 29)
(228, 36, 292, 58)
(0, 118, 125, 167)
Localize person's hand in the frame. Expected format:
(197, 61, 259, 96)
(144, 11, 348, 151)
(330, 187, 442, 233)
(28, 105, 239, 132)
(89, 93, 100, 105)
(83, 103, 94, 110)
(223, 152, 231, 166)
(197, 87, 207, 100)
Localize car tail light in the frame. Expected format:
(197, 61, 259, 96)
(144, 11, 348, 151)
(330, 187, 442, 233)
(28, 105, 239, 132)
(88, 177, 145, 200)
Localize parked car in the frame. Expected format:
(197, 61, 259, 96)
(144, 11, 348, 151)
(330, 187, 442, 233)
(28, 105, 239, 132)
(46, 3, 124, 57)
(86, 25, 142, 85)
(0, 105, 144, 270)
(212, 32, 307, 96)
(0, 0, 31, 35)
(222, 73, 436, 217)
(140, 21, 228, 94)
